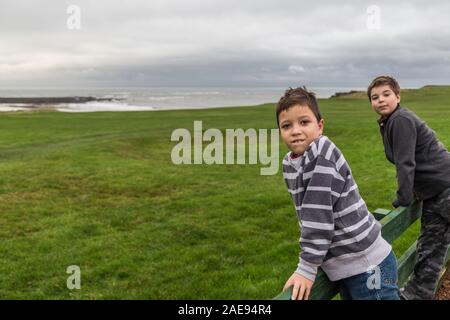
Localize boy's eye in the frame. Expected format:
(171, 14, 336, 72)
(300, 120, 310, 125)
(281, 123, 291, 129)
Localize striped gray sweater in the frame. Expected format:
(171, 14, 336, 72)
(283, 135, 391, 281)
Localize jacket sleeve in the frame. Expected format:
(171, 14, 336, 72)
(295, 156, 337, 282)
(391, 116, 416, 206)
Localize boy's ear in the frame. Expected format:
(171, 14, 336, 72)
(319, 119, 324, 133)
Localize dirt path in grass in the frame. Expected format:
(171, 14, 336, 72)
(0, 130, 148, 161)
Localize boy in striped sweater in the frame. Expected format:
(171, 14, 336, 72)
(278, 87, 399, 300)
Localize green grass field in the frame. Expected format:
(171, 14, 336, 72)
(1, 86, 449, 299)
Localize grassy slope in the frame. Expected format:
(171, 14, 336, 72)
(0, 86, 449, 299)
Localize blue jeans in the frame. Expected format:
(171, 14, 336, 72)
(339, 250, 400, 300)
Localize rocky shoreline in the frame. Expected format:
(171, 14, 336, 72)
(0, 96, 118, 104)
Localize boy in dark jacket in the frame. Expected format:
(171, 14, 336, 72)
(367, 75, 450, 299)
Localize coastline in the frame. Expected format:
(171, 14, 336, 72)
(0, 95, 276, 113)
(1, 86, 445, 113)
(0, 87, 355, 113)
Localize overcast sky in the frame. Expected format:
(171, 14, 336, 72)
(1, 0, 450, 88)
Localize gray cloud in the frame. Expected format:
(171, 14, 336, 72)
(1, 0, 450, 88)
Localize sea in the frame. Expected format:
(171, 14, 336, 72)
(0, 87, 363, 113)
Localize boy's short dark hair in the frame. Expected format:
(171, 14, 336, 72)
(367, 76, 400, 101)
(276, 86, 322, 126)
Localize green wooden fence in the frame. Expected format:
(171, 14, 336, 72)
(273, 200, 450, 300)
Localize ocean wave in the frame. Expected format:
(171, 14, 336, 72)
(145, 96, 184, 101)
(55, 101, 155, 112)
(173, 91, 223, 96)
(0, 104, 32, 111)
(101, 93, 130, 100)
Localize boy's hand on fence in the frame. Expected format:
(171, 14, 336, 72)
(392, 199, 411, 208)
(283, 272, 314, 300)
(392, 199, 400, 208)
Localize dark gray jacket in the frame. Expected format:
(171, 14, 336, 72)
(378, 105, 450, 205)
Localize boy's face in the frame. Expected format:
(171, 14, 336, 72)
(370, 85, 400, 117)
(278, 104, 324, 155)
